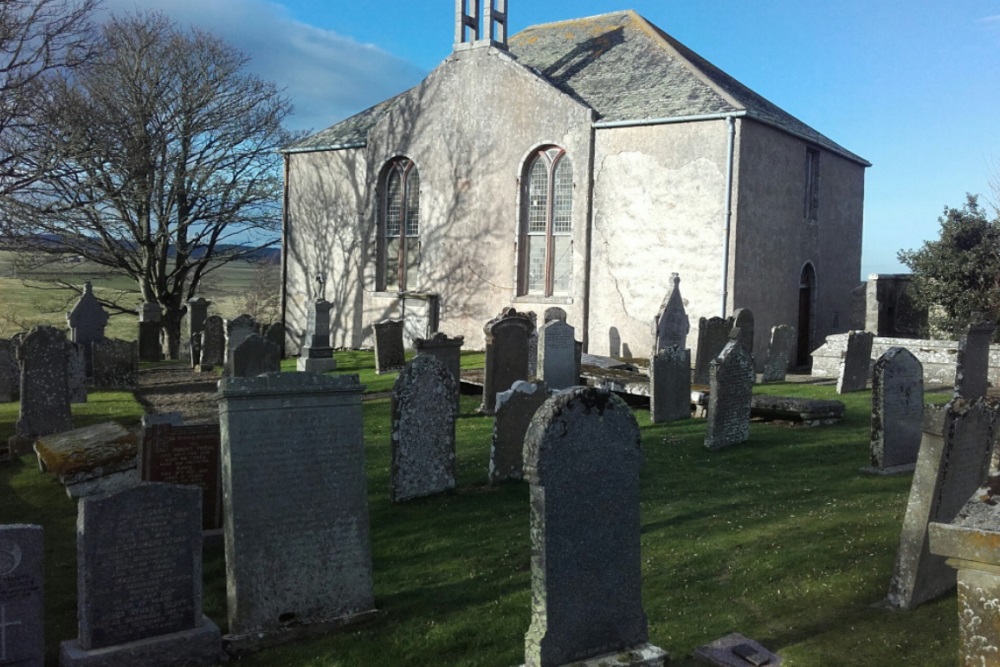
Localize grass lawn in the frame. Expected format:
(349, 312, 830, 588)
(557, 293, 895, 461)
(0, 355, 962, 666)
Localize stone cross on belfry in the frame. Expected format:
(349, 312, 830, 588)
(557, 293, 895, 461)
(455, 0, 507, 49)
(0, 603, 21, 661)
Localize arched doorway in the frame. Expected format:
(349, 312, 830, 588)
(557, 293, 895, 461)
(796, 263, 815, 367)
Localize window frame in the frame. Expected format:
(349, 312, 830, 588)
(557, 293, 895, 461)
(517, 146, 573, 297)
(378, 157, 419, 292)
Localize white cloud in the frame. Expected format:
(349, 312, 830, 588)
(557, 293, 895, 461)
(98, 0, 427, 132)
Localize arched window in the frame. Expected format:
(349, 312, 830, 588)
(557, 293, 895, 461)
(380, 158, 419, 291)
(519, 147, 572, 296)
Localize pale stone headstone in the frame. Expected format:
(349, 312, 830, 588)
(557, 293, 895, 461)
(704, 334, 755, 450)
(523, 386, 666, 667)
(490, 380, 548, 484)
(232, 333, 280, 378)
(402, 293, 440, 348)
(762, 325, 796, 382)
(869, 347, 924, 473)
(59, 483, 220, 666)
(650, 345, 691, 423)
(297, 299, 336, 372)
(481, 308, 534, 414)
(955, 315, 995, 400)
(66, 341, 86, 404)
(263, 322, 286, 358)
(538, 320, 577, 390)
(224, 314, 257, 373)
(0, 524, 43, 667)
(652, 273, 689, 355)
(187, 297, 211, 368)
(66, 281, 109, 376)
(11, 326, 72, 454)
(390, 355, 457, 502)
(543, 307, 567, 323)
(140, 421, 222, 531)
(199, 316, 224, 368)
(886, 398, 999, 609)
(218, 372, 375, 649)
(373, 319, 406, 374)
(693, 316, 731, 385)
(91, 338, 138, 389)
(414, 332, 464, 412)
(729, 308, 755, 361)
(0, 340, 15, 403)
(836, 330, 874, 393)
(138, 301, 163, 362)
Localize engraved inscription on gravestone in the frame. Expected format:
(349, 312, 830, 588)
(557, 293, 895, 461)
(0, 524, 43, 667)
(141, 424, 222, 530)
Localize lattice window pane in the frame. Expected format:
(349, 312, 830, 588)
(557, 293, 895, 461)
(386, 170, 402, 237)
(404, 239, 420, 289)
(385, 237, 400, 290)
(405, 170, 420, 236)
(552, 156, 572, 234)
(551, 235, 572, 294)
(526, 236, 546, 294)
(527, 158, 548, 234)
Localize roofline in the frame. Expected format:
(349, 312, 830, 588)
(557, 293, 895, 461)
(279, 140, 367, 155)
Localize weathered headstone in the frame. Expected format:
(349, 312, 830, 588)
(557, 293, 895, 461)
(481, 308, 535, 414)
(60, 483, 220, 666)
(523, 386, 666, 667)
(693, 316, 731, 385)
(868, 347, 924, 474)
(199, 316, 224, 369)
(526, 310, 539, 379)
(0, 340, 15, 403)
(218, 372, 376, 649)
(836, 330, 874, 393)
(538, 320, 577, 390)
(390, 355, 457, 502)
(187, 297, 211, 368)
(543, 307, 567, 323)
(729, 308, 755, 361)
(886, 398, 999, 609)
(138, 301, 163, 362)
(140, 421, 222, 531)
(650, 345, 691, 423)
(34, 422, 139, 499)
(653, 273, 690, 357)
(263, 322, 286, 358)
(224, 314, 257, 373)
(231, 333, 281, 378)
(955, 315, 996, 400)
(704, 333, 755, 450)
(296, 299, 336, 372)
(414, 332, 464, 412)
(762, 324, 796, 382)
(66, 341, 87, 404)
(373, 319, 406, 374)
(0, 524, 43, 667)
(91, 338, 138, 389)
(489, 380, 549, 484)
(66, 281, 109, 376)
(10, 326, 72, 454)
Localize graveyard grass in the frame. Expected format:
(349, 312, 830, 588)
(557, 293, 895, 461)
(0, 354, 960, 666)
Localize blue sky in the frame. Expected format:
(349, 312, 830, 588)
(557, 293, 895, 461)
(101, 0, 1000, 279)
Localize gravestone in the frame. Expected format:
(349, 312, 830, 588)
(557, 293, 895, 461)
(413, 332, 464, 412)
(10, 326, 72, 454)
(526, 311, 539, 379)
(538, 320, 577, 390)
(481, 308, 535, 414)
(390, 355, 457, 502)
(543, 307, 567, 323)
(140, 421, 222, 531)
(523, 386, 666, 667)
(868, 347, 924, 474)
(762, 325, 796, 382)
(0, 524, 43, 667)
(60, 483, 220, 666)
(66, 281, 109, 376)
(652, 273, 689, 355)
(729, 308, 755, 362)
(263, 322, 286, 358)
(693, 316, 731, 385)
(886, 398, 1000, 609)
(836, 330, 874, 393)
(91, 338, 138, 389)
(296, 299, 336, 372)
(187, 297, 211, 368)
(955, 315, 996, 400)
(137, 302, 163, 362)
(232, 334, 281, 378)
(0, 340, 15, 403)
(489, 380, 549, 484)
(218, 372, 376, 649)
(401, 293, 439, 347)
(225, 314, 257, 373)
(373, 319, 406, 374)
(66, 341, 87, 404)
(650, 345, 691, 423)
(704, 333, 756, 450)
(199, 316, 225, 369)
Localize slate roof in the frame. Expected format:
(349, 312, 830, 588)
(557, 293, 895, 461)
(283, 10, 868, 166)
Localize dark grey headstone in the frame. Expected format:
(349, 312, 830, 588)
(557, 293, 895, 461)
(187, 297, 211, 367)
(886, 398, 999, 609)
(653, 273, 689, 355)
(955, 316, 996, 401)
(414, 332, 464, 412)
(67, 281, 109, 376)
(704, 337, 755, 450)
(523, 386, 665, 667)
(391, 355, 457, 502)
(870, 347, 924, 471)
(0, 524, 43, 667)
(650, 345, 691, 423)
(91, 338, 138, 389)
(140, 423, 222, 531)
(527, 311, 539, 380)
(538, 320, 576, 390)
(693, 316, 731, 386)
(199, 316, 224, 367)
(543, 307, 567, 324)
(137, 302, 163, 362)
(481, 308, 535, 414)
(836, 330, 874, 393)
(14, 326, 72, 443)
(729, 308, 755, 362)
(0, 340, 15, 403)
(263, 322, 286, 358)
(66, 341, 87, 404)
(373, 319, 406, 374)
(490, 380, 548, 484)
(231, 334, 281, 378)
(762, 325, 796, 383)
(225, 314, 258, 373)
(300, 299, 334, 357)
(218, 372, 375, 646)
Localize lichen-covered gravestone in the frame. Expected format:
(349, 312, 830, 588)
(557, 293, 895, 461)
(650, 345, 691, 423)
(955, 315, 995, 401)
(373, 319, 406, 374)
(231, 334, 281, 378)
(868, 347, 924, 474)
(693, 316, 731, 386)
(10, 326, 72, 454)
(481, 308, 535, 414)
(522, 386, 666, 667)
(0, 524, 43, 667)
(414, 332, 464, 412)
(538, 320, 576, 390)
(91, 338, 138, 389)
(199, 316, 225, 368)
(762, 324, 796, 383)
(489, 380, 549, 484)
(66, 341, 87, 404)
(836, 330, 874, 393)
(390, 355, 457, 502)
(652, 273, 689, 356)
(704, 334, 755, 450)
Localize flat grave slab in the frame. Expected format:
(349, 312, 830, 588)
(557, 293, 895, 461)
(33, 422, 138, 498)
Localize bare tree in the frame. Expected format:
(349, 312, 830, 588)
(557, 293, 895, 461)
(5, 11, 296, 357)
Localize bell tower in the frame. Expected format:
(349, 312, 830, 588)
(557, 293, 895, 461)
(455, 0, 508, 50)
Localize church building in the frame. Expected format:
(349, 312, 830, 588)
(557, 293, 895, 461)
(280, 3, 868, 366)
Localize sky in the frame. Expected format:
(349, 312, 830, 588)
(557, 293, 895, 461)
(99, 0, 1000, 279)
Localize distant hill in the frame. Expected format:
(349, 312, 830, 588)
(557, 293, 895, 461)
(0, 234, 281, 264)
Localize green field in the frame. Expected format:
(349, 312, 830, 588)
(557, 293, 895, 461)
(0, 354, 964, 666)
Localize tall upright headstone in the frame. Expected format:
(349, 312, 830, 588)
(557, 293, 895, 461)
(59, 483, 220, 666)
(10, 326, 72, 454)
(869, 347, 924, 473)
(729, 308, 755, 362)
(373, 319, 406, 374)
(296, 299, 336, 372)
(0, 524, 43, 667)
(224, 314, 257, 374)
(187, 297, 211, 368)
(66, 281, 109, 376)
(199, 316, 224, 369)
(263, 322, 286, 358)
(652, 273, 690, 356)
(693, 316, 731, 385)
(66, 341, 87, 404)
(138, 302, 163, 362)
(704, 332, 756, 450)
(650, 345, 691, 423)
(762, 325, 796, 383)
(538, 320, 577, 390)
(218, 372, 376, 649)
(481, 308, 535, 414)
(836, 330, 874, 393)
(414, 332, 464, 412)
(490, 380, 549, 484)
(955, 315, 996, 401)
(523, 387, 666, 667)
(886, 398, 999, 609)
(390, 355, 457, 502)
(526, 311, 539, 379)
(91, 339, 139, 389)
(231, 334, 281, 378)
